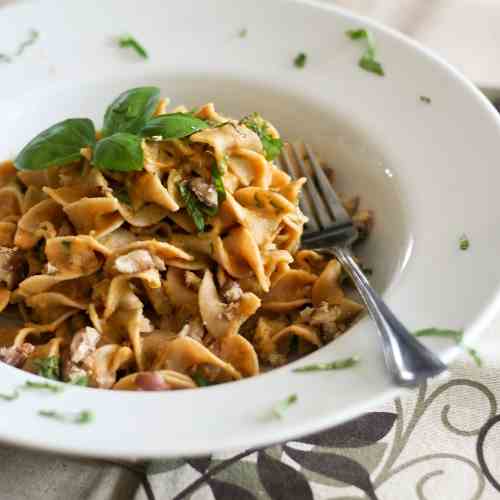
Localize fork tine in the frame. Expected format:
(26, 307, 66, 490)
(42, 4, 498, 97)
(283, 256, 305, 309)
(279, 147, 319, 232)
(290, 144, 333, 229)
(303, 143, 351, 225)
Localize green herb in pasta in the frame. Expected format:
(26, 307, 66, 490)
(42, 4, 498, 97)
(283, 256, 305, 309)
(33, 356, 60, 380)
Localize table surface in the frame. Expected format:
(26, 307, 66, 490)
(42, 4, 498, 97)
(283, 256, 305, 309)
(1, 1, 500, 499)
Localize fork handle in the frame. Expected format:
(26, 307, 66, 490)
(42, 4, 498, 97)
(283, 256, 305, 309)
(332, 246, 447, 387)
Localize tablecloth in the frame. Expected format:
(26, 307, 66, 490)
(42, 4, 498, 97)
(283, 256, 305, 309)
(1, 1, 500, 499)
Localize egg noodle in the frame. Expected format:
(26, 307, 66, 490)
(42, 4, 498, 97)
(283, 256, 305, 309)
(0, 90, 372, 390)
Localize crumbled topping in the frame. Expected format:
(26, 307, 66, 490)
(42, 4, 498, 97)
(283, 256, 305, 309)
(70, 326, 100, 364)
(299, 302, 341, 341)
(0, 343, 34, 367)
(221, 279, 243, 303)
(0, 247, 24, 290)
(178, 320, 204, 342)
(114, 249, 158, 274)
(190, 177, 218, 207)
(220, 302, 239, 321)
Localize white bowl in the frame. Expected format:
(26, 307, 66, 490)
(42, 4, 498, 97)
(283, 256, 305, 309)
(1, 0, 500, 459)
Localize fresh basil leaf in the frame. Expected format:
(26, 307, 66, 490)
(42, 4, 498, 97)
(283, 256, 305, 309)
(178, 182, 206, 232)
(33, 356, 60, 380)
(272, 393, 298, 419)
(211, 163, 226, 202)
(14, 118, 96, 171)
(93, 133, 144, 172)
(102, 86, 160, 137)
(22, 380, 64, 393)
(38, 409, 94, 424)
(118, 35, 148, 59)
(293, 356, 359, 372)
(141, 113, 209, 140)
(240, 113, 283, 161)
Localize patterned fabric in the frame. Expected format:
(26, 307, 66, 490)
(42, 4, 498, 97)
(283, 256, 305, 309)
(1, 353, 499, 500)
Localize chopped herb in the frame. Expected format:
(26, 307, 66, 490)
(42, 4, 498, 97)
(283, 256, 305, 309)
(38, 409, 94, 424)
(414, 328, 481, 366)
(272, 394, 298, 419)
(0, 389, 19, 401)
(420, 95, 432, 104)
(294, 52, 307, 68)
(346, 28, 384, 76)
(239, 28, 248, 38)
(211, 163, 226, 202)
(459, 234, 470, 251)
(240, 113, 283, 161)
(192, 372, 210, 387)
(22, 381, 64, 393)
(178, 182, 206, 232)
(293, 356, 360, 372)
(361, 265, 373, 276)
(15, 29, 39, 56)
(61, 240, 71, 250)
(0, 29, 39, 64)
(113, 188, 131, 205)
(118, 35, 148, 59)
(69, 375, 89, 387)
(33, 356, 60, 381)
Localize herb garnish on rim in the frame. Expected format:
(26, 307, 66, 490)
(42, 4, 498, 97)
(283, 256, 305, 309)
(118, 35, 148, 59)
(272, 394, 298, 418)
(346, 28, 384, 76)
(294, 52, 307, 68)
(293, 356, 359, 372)
(459, 234, 470, 251)
(0, 390, 19, 401)
(420, 96, 432, 104)
(22, 381, 64, 393)
(38, 409, 94, 425)
(0, 29, 39, 63)
(414, 328, 482, 366)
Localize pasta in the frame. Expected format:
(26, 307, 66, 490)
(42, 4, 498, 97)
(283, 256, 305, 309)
(0, 88, 373, 390)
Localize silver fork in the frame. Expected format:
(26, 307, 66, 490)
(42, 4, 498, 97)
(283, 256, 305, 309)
(279, 143, 447, 387)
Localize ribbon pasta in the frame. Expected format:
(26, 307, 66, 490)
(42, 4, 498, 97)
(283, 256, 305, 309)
(0, 99, 372, 390)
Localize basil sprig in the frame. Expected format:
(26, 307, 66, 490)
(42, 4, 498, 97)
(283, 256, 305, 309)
(102, 86, 160, 136)
(14, 118, 96, 171)
(141, 112, 209, 140)
(93, 133, 144, 171)
(33, 356, 60, 380)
